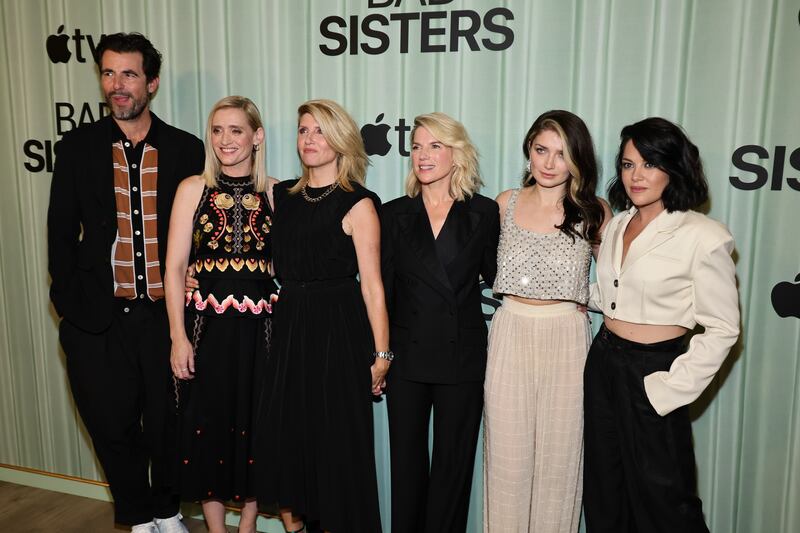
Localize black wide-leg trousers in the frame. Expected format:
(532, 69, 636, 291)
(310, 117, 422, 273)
(59, 299, 179, 526)
(386, 375, 483, 533)
(583, 324, 709, 533)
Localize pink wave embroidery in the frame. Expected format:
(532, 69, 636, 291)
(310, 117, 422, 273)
(186, 291, 278, 315)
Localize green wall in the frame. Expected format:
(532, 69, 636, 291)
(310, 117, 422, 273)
(1, 1, 798, 531)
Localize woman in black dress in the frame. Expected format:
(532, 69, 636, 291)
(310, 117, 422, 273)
(165, 96, 278, 533)
(255, 99, 390, 533)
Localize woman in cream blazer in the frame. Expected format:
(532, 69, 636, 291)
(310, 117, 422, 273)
(584, 117, 739, 533)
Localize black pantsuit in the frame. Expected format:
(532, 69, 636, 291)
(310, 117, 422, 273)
(60, 300, 176, 525)
(583, 325, 709, 533)
(386, 377, 484, 532)
(381, 193, 500, 533)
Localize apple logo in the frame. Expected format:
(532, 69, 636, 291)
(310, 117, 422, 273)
(361, 113, 392, 156)
(47, 25, 71, 63)
(772, 273, 800, 319)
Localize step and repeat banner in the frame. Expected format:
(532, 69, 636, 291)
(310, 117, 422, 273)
(1, 1, 798, 531)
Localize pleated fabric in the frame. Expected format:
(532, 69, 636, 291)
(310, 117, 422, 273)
(254, 180, 382, 533)
(483, 298, 590, 533)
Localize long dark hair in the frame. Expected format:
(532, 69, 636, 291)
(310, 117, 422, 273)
(522, 110, 605, 244)
(608, 117, 708, 212)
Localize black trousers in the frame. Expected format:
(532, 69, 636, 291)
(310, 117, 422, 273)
(59, 299, 179, 526)
(583, 324, 709, 533)
(386, 376, 483, 533)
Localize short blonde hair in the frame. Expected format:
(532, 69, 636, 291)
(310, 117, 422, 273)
(405, 112, 482, 201)
(201, 96, 267, 192)
(288, 99, 369, 194)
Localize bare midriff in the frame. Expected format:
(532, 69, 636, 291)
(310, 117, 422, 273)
(603, 316, 688, 344)
(506, 294, 570, 306)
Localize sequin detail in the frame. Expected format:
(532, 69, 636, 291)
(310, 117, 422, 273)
(493, 188, 591, 304)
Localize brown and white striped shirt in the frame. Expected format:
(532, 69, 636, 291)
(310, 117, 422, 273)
(110, 120, 163, 301)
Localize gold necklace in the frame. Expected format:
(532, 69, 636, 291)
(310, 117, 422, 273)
(301, 182, 338, 203)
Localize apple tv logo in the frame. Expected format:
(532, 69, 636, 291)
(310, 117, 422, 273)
(361, 114, 392, 156)
(360, 113, 412, 157)
(47, 25, 71, 63)
(772, 273, 800, 319)
(46, 26, 104, 64)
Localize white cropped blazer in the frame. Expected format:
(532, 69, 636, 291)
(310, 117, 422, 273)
(589, 207, 740, 416)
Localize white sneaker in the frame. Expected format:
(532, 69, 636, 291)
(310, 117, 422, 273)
(154, 512, 189, 533)
(131, 522, 158, 533)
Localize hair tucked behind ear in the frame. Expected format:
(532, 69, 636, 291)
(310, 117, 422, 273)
(608, 117, 708, 212)
(522, 110, 605, 244)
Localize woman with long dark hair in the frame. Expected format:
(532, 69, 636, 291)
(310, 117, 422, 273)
(483, 110, 609, 533)
(583, 117, 740, 532)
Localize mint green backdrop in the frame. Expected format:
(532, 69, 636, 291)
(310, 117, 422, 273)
(1, 1, 798, 531)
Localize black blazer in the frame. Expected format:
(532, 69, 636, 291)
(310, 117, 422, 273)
(381, 193, 500, 384)
(47, 113, 204, 333)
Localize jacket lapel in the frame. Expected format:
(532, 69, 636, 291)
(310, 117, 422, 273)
(396, 195, 454, 295)
(92, 117, 117, 226)
(448, 198, 481, 259)
(621, 208, 687, 273)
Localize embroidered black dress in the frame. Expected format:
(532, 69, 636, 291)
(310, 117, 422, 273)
(255, 179, 383, 532)
(176, 175, 278, 503)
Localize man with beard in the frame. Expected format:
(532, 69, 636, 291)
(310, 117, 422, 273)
(47, 32, 204, 533)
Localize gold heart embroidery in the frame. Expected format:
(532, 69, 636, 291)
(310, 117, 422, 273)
(230, 258, 245, 272)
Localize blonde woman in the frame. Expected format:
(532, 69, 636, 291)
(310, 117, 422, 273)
(165, 96, 277, 533)
(484, 110, 610, 533)
(381, 112, 500, 533)
(254, 99, 388, 533)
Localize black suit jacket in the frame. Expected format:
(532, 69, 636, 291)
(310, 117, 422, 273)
(47, 113, 204, 333)
(381, 193, 500, 384)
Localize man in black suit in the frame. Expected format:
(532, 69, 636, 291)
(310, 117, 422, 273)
(47, 32, 204, 533)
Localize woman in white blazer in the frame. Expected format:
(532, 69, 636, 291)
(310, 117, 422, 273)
(583, 117, 740, 533)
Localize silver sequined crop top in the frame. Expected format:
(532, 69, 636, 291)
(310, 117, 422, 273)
(493, 188, 591, 304)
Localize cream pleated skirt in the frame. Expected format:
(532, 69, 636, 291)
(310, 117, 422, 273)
(483, 298, 590, 533)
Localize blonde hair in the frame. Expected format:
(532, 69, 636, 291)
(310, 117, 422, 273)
(405, 112, 482, 201)
(288, 99, 369, 194)
(201, 96, 267, 192)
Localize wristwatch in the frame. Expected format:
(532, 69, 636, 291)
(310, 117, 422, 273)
(374, 350, 394, 362)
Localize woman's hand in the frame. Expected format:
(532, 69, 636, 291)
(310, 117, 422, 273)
(171, 336, 195, 380)
(185, 263, 199, 292)
(370, 357, 390, 396)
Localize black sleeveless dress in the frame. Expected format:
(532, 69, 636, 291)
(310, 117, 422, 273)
(175, 175, 278, 503)
(255, 179, 383, 532)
